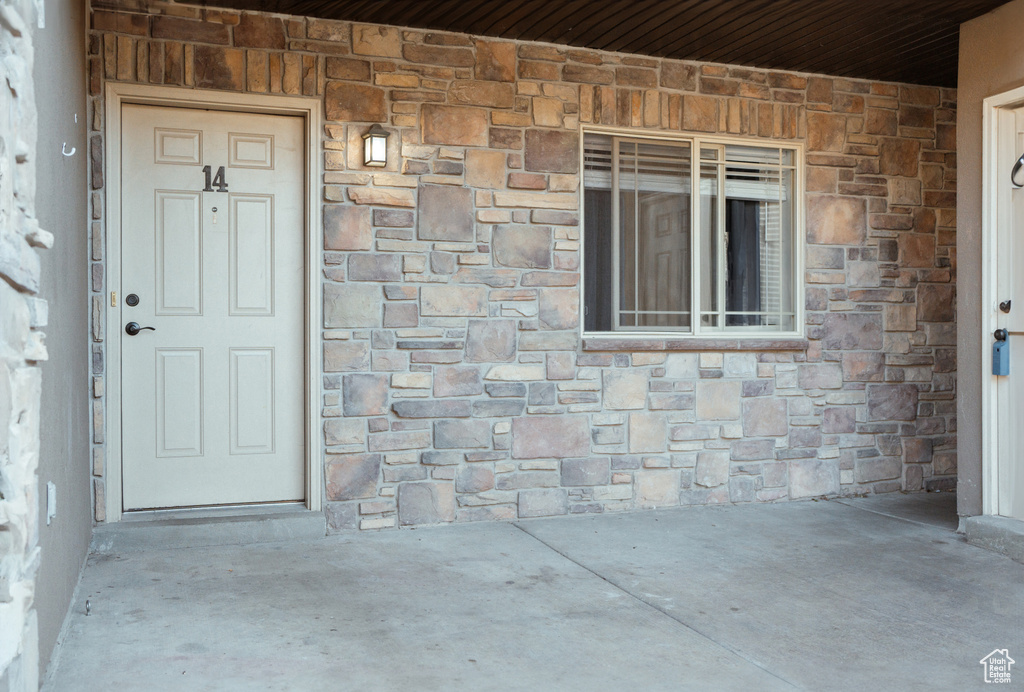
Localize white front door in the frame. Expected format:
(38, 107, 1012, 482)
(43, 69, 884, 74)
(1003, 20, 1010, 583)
(995, 104, 1024, 521)
(120, 104, 306, 510)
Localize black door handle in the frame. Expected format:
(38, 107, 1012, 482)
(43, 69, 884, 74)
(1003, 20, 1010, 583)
(995, 328, 1008, 342)
(125, 322, 156, 336)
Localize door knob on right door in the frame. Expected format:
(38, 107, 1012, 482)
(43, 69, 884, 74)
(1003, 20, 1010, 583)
(124, 322, 156, 336)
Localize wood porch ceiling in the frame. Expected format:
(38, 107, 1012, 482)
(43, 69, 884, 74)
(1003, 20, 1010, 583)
(183, 0, 1008, 87)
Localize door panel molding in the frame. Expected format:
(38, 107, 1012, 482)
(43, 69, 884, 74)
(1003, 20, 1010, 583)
(104, 83, 322, 522)
(229, 193, 275, 316)
(229, 347, 277, 456)
(154, 190, 203, 316)
(154, 128, 203, 165)
(155, 348, 205, 458)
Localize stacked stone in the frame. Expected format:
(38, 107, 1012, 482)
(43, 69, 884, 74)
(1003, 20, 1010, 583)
(1, 2, 49, 690)
(86, 5, 957, 531)
(803, 83, 958, 491)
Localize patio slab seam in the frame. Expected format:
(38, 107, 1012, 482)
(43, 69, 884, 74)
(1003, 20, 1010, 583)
(511, 521, 802, 691)
(831, 496, 959, 531)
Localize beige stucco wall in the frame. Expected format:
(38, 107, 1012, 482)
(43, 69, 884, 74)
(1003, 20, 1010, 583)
(0, 1, 46, 690)
(956, 0, 1024, 517)
(33, 0, 91, 681)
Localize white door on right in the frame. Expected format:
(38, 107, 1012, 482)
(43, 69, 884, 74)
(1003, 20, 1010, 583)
(996, 104, 1024, 521)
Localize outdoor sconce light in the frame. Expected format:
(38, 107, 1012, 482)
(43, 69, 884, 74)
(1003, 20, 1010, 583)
(363, 124, 390, 167)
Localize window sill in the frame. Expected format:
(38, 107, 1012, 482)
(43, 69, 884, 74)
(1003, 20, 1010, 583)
(581, 336, 809, 352)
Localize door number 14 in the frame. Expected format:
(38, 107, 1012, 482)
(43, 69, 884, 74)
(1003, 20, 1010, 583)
(202, 165, 229, 192)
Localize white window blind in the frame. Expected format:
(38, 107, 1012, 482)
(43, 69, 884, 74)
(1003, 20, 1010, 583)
(583, 132, 799, 336)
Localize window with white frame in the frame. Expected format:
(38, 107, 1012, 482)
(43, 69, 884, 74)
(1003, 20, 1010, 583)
(582, 132, 800, 336)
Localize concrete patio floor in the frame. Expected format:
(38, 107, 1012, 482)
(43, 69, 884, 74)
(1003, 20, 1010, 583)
(43, 493, 1023, 691)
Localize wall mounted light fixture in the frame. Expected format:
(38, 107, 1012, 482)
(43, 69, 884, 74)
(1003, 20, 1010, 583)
(363, 124, 390, 167)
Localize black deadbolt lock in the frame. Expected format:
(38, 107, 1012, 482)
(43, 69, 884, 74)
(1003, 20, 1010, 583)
(125, 293, 140, 307)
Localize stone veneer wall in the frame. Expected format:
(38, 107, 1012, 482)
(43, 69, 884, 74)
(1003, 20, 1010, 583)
(87, 5, 957, 531)
(1, 1, 49, 690)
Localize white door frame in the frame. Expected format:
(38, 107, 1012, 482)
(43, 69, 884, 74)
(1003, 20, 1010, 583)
(981, 84, 1024, 516)
(103, 83, 322, 522)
